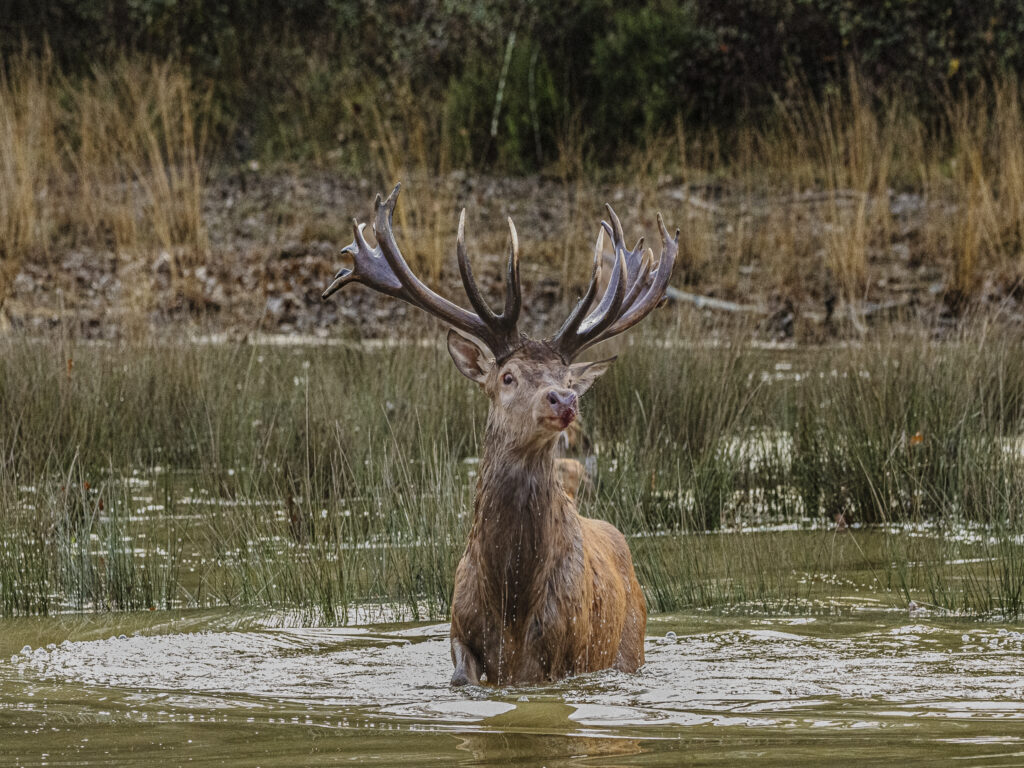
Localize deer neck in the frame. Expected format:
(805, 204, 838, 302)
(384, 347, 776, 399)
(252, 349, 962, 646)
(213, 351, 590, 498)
(476, 441, 558, 527)
(470, 420, 577, 597)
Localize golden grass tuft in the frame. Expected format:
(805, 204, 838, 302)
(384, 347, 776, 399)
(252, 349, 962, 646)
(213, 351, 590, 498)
(0, 52, 209, 323)
(0, 52, 57, 313)
(68, 59, 210, 298)
(943, 77, 1024, 301)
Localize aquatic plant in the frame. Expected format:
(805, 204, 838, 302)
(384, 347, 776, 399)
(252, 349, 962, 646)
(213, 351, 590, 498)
(2, 326, 1024, 620)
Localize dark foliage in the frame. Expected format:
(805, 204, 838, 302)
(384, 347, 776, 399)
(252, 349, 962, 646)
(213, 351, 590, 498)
(3, 0, 1023, 168)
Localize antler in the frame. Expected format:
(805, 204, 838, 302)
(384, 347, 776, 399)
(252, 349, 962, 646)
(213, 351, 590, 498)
(550, 204, 678, 360)
(322, 184, 524, 360)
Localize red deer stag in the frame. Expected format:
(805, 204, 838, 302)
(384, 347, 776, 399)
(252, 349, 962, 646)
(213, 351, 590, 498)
(322, 185, 677, 685)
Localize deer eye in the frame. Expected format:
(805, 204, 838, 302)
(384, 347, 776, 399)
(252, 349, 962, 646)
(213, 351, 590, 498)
(502, 372, 515, 386)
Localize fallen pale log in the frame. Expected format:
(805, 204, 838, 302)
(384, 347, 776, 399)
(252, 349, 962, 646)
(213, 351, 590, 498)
(666, 188, 725, 214)
(858, 297, 914, 317)
(663, 289, 914, 323)
(664, 286, 769, 314)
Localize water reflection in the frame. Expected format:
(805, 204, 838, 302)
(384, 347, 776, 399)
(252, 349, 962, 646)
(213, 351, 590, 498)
(4, 611, 1024, 765)
(455, 703, 645, 765)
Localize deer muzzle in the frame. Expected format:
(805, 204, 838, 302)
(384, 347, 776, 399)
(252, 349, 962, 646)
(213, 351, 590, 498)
(546, 389, 578, 430)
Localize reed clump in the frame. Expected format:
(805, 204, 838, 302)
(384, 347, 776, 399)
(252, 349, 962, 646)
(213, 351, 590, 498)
(3, 326, 1024, 620)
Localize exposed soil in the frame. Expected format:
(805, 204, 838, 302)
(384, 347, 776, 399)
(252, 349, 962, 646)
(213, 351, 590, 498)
(6, 169, 1024, 341)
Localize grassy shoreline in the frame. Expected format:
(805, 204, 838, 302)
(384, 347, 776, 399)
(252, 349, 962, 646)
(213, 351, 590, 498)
(3, 327, 1024, 622)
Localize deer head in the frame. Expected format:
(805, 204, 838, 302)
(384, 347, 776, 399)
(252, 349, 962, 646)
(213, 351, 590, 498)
(322, 184, 677, 455)
(445, 335, 617, 456)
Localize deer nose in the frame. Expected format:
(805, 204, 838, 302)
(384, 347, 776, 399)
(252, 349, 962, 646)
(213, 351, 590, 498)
(547, 389, 577, 425)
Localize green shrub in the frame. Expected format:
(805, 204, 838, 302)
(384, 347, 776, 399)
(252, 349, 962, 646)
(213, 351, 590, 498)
(5, 1, 1024, 169)
(589, 1, 713, 147)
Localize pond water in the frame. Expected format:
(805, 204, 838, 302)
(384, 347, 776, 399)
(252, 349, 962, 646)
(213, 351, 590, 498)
(3, 608, 1024, 766)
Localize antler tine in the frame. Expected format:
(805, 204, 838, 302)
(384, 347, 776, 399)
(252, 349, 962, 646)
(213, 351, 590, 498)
(578, 232, 626, 333)
(580, 247, 628, 335)
(551, 227, 605, 348)
(618, 246, 653, 312)
(455, 209, 523, 351)
(580, 213, 678, 350)
(600, 207, 649, 307)
(604, 205, 646, 275)
(588, 214, 642, 325)
(503, 217, 521, 322)
(322, 220, 403, 300)
(606, 203, 626, 249)
(323, 184, 524, 360)
(456, 208, 500, 324)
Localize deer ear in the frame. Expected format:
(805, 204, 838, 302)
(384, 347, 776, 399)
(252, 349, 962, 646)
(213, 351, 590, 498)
(447, 330, 493, 384)
(569, 356, 616, 396)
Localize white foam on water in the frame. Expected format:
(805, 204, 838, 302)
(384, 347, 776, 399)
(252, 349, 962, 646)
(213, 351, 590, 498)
(9, 617, 1024, 732)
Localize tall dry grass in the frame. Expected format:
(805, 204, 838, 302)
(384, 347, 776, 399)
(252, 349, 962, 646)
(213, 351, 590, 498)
(5, 53, 1024, 327)
(68, 59, 209, 276)
(361, 79, 456, 282)
(612, 72, 1024, 314)
(0, 53, 209, 321)
(775, 75, 895, 308)
(0, 53, 57, 314)
(938, 78, 1024, 302)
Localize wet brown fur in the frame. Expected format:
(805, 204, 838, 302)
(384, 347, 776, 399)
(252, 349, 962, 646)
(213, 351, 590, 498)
(449, 339, 646, 685)
(554, 457, 586, 502)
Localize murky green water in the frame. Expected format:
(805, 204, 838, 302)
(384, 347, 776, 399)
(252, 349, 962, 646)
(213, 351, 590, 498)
(3, 608, 1024, 766)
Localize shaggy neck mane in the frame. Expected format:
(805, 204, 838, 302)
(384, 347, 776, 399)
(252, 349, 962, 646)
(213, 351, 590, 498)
(475, 414, 559, 524)
(469, 411, 576, 623)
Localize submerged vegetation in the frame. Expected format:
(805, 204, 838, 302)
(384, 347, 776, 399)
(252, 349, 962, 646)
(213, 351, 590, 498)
(3, 325, 1024, 622)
